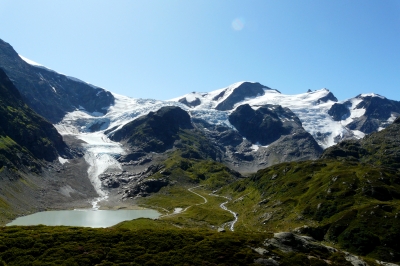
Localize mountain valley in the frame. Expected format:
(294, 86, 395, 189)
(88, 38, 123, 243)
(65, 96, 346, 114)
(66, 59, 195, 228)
(0, 38, 400, 265)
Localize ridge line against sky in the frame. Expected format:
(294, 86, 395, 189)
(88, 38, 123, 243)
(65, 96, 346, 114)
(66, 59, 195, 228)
(1, 0, 399, 101)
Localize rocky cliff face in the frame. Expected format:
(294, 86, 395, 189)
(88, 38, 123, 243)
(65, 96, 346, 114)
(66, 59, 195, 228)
(0, 39, 115, 123)
(224, 104, 322, 171)
(328, 94, 400, 134)
(328, 102, 351, 121)
(229, 104, 303, 145)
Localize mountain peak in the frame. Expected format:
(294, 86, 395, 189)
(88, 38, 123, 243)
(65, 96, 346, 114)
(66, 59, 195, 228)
(214, 82, 274, 111)
(357, 93, 386, 100)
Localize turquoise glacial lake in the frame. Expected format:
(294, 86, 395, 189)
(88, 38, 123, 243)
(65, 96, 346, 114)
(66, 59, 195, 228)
(6, 209, 160, 228)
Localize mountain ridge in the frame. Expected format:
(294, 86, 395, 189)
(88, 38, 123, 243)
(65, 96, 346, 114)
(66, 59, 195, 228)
(0, 39, 115, 123)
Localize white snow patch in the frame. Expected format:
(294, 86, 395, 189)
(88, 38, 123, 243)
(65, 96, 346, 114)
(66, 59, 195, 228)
(19, 55, 60, 74)
(352, 130, 366, 138)
(19, 55, 43, 66)
(59, 185, 76, 197)
(51, 86, 57, 93)
(360, 93, 386, 99)
(388, 114, 397, 123)
(185, 93, 199, 103)
(342, 98, 366, 126)
(173, 208, 183, 214)
(58, 157, 69, 165)
(251, 144, 259, 151)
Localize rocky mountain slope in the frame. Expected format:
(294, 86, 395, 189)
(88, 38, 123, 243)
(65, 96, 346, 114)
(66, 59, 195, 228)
(0, 39, 114, 123)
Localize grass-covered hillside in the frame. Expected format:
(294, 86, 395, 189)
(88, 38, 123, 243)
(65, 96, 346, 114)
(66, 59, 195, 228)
(219, 160, 400, 260)
(214, 118, 400, 263)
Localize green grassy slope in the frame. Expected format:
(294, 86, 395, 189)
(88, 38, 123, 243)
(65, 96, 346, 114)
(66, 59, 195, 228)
(214, 119, 400, 262)
(219, 160, 400, 260)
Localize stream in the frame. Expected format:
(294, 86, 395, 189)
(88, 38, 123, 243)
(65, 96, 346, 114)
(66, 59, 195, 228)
(210, 193, 238, 231)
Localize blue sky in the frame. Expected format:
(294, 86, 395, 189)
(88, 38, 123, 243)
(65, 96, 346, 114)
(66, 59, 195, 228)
(1, 0, 399, 101)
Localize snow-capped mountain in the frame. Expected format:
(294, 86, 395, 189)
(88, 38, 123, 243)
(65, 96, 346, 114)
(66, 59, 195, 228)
(1, 38, 399, 200)
(48, 79, 399, 196)
(174, 82, 400, 148)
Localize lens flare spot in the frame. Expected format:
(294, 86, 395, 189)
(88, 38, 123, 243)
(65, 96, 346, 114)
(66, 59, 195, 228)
(232, 18, 245, 31)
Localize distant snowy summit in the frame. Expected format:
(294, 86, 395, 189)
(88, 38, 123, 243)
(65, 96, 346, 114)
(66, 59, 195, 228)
(171, 81, 400, 148)
(171, 81, 279, 110)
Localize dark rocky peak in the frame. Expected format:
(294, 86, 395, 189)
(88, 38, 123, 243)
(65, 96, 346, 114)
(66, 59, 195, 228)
(109, 106, 193, 153)
(178, 93, 201, 108)
(346, 95, 400, 134)
(215, 82, 276, 111)
(355, 95, 400, 120)
(150, 106, 193, 129)
(261, 105, 303, 126)
(224, 103, 322, 170)
(229, 104, 302, 146)
(317, 90, 338, 104)
(394, 116, 400, 124)
(212, 90, 226, 101)
(0, 38, 115, 123)
(328, 101, 351, 121)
